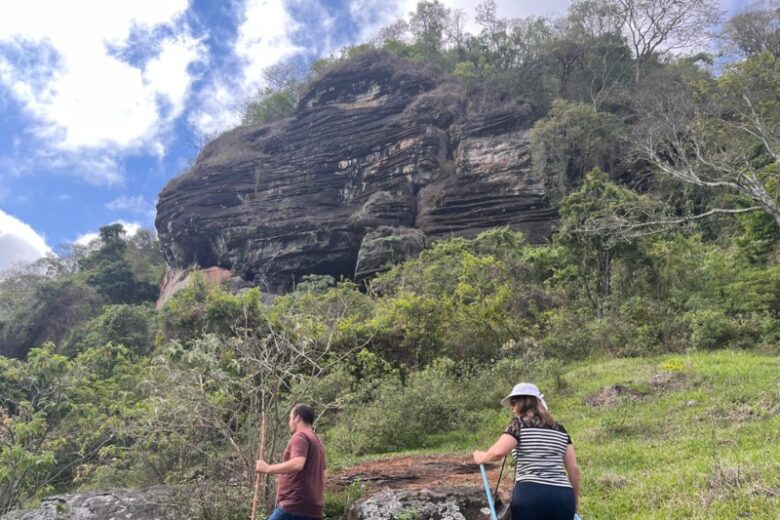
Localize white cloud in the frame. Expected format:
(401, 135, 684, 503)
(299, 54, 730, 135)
(105, 195, 156, 226)
(0, 0, 207, 183)
(189, 0, 303, 135)
(444, 0, 573, 20)
(144, 33, 209, 127)
(0, 209, 53, 271)
(73, 232, 100, 247)
(74, 220, 144, 247)
(46, 150, 125, 186)
(348, 0, 413, 44)
(105, 194, 150, 214)
(189, 81, 246, 137)
(237, 0, 304, 91)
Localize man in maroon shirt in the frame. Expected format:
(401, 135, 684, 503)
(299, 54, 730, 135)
(255, 404, 326, 520)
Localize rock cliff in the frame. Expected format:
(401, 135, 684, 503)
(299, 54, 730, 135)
(156, 50, 555, 293)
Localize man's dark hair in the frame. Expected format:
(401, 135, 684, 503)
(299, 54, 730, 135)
(291, 404, 315, 425)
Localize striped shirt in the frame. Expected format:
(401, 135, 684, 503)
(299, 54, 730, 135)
(503, 416, 573, 488)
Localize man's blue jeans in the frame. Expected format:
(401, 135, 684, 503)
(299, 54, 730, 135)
(267, 506, 320, 520)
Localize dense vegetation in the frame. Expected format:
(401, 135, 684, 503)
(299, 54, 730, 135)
(2, 1, 779, 518)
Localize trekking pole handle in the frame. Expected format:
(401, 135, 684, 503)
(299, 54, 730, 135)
(479, 464, 499, 520)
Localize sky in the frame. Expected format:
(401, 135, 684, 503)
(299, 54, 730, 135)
(0, 0, 751, 271)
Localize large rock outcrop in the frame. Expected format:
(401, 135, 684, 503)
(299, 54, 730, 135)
(156, 50, 555, 293)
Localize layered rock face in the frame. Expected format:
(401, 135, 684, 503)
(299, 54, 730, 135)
(156, 50, 555, 292)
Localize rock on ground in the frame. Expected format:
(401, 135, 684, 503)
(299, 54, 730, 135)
(1, 487, 176, 520)
(348, 486, 494, 520)
(332, 455, 511, 520)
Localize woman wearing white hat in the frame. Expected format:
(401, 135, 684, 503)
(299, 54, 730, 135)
(473, 383, 581, 520)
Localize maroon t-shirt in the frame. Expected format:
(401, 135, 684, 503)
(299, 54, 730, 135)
(277, 429, 326, 518)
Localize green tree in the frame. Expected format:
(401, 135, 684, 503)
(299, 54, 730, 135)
(242, 87, 298, 125)
(0, 348, 71, 513)
(242, 60, 305, 126)
(159, 272, 265, 346)
(633, 51, 780, 227)
(531, 100, 624, 199)
(566, 0, 626, 39)
(79, 224, 159, 305)
(721, 0, 780, 58)
(0, 345, 141, 513)
(125, 229, 166, 287)
(557, 169, 662, 309)
(0, 278, 101, 359)
(409, 0, 451, 58)
(64, 304, 155, 358)
(615, 0, 721, 82)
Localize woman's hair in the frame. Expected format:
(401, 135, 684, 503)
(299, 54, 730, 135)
(511, 395, 556, 427)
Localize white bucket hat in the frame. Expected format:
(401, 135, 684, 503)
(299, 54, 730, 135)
(500, 382, 548, 410)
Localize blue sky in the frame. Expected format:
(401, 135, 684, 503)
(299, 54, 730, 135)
(0, 0, 750, 270)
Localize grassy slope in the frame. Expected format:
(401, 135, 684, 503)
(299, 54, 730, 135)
(558, 351, 780, 519)
(332, 351, 780, 519)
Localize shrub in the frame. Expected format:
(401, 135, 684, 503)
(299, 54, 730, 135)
(171, 482, 252, 520)
(323, 482, 366, 520)
(685, 309, 741, 350)
(328, 359, 471, 454)
(63, 304, 155, 357)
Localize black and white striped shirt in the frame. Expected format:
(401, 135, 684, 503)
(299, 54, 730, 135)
(503, 416, 573, 488)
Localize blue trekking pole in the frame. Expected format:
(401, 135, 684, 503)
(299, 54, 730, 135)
(479, 464, 499, 520)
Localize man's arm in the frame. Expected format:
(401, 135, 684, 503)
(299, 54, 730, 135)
(256, 456, 306, 475)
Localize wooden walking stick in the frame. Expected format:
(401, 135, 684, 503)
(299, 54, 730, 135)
(250, 414, 268, 520)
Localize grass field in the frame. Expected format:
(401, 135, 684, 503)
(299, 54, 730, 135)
(330, 351, 780, 519)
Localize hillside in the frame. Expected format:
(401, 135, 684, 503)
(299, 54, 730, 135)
(2, 0, 780, 519)
(5, 351, 775, 519)
(320, 351, 779, 519)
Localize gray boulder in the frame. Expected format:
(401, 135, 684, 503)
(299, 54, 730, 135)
(348, 486, 504, 520)
(355, 226, 426, 282)
(1, 487, 176, 520)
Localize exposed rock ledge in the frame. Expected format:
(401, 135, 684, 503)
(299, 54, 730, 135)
(1, 486, 176, 520)
(334, 455, 511, 520)
(3, 456, 509, 520)
(349, 486, 491, 520)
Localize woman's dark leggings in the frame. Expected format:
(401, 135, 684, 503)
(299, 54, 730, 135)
(511, 481, 575, 520)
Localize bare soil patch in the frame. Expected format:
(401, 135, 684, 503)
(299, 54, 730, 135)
(585, 371, 688, 408)
(329, 454, 512, 502)
(584, 384, 641, 407)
